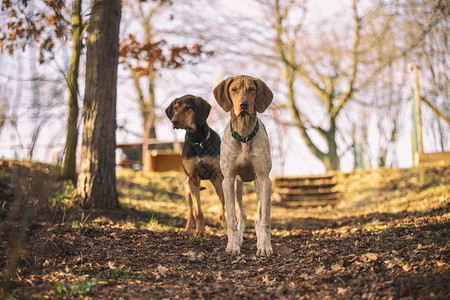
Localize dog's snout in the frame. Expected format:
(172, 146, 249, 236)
(240, 102, 249, 109)
(171, 118, 180, 128)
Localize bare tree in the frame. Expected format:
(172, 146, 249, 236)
(402, 0, 449, 151)
(119, 0, 212, 140)
(1, 1, 87, 181)
(270, 0, 362, 170)
(60, 0, 84, 184)
(76, 0, 121, 208)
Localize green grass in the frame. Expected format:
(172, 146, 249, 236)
(111, 267, 142, 279)
(189, 235, 204, 243)
(49, 182, 75, 207)
(56, 274, 100, 296)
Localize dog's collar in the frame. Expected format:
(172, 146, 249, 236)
(230, 120, 259, 143)
(185, 127, 211, 153)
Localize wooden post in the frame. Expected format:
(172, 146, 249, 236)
(411, 65, 423, 166)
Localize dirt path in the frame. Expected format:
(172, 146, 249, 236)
(1, 165, 449, 299)
(1, 203, 447, 299)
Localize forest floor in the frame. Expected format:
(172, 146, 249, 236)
(0, 160, 449, 299)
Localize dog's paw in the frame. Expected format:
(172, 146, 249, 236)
(194, 229, 206, 238)
(256, 245, 273, 257)
(226, 243, 241, 256)
(256, 236, 273, 257)
(182, 228, 194, 235)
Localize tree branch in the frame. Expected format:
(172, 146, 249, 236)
(332, 0, 361, 118)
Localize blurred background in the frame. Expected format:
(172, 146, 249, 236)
(0, 0, 448, 175)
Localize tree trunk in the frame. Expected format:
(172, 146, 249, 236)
(146, 67, 157, 139)
(61, 0, 82, 185)
(124, 62, 157, 140)
(77, 0, 121, 208)
(325, 125, 340, 171)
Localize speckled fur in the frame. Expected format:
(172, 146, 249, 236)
(213, 75, 274, 256)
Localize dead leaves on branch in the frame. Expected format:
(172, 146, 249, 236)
(1, 0, 67, 63)
(119, 34, 213, 76)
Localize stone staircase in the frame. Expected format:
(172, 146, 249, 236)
(273, 173, 341, 207)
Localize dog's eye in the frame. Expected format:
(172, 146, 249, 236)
(249, 86, 255, 91)
(184, 106, 190, 112)
(231, 87, 237, 92)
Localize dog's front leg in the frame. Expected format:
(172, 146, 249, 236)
(223, 176, 240, 255)
(184, 182, 195, 234)
(188, 177, 205, 237)
(254, 177, 261, 241)
(211, 176, 227, 230)
(255, 176, 273, 256)
(235, 177, 246, 246)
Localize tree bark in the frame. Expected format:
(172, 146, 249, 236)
(146, 67, 157, 139)
(77, 0, 121, 208)
(61, 0, 83, 185)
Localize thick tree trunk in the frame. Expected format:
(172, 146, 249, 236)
(61, 0, 82, 185)
(325, 129, 340, 171)
(77, 0, 121, 208)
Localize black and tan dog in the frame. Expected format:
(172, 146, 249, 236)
(165, 94, 226, 237)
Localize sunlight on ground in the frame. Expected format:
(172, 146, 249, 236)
(2, 162, 449, 299)
(116, 164, 450, 233)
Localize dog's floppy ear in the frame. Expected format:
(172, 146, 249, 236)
(194, 96, 211, 125)
(165, 98, 177, 120)
(254, 78, 273, 113)
(213, 77, 233, 112)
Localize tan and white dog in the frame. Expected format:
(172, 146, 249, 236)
(213, 75, 274, 256)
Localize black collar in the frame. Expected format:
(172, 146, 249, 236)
(185, 127, 211, 153)
(230, 119, 259, 143)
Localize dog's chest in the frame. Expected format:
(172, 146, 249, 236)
(183, 156, 220, 180)
(233, 144, 256, 182)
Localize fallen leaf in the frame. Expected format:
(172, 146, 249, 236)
(277, 245, 293, 255)
(231, 256, 241, 264)
(436, 260, 446, 267)
(182, 250, 196, 261)
(157, 265, 168, 277)
(315, 265, 325, 275)
(299, 273, 309, 280)
(107, 261, 115, 269)
(216, 272, 223, 280)
(331, 262, 344, 272)
(362, 253, 378, 262)
(402, 264, 412, 272)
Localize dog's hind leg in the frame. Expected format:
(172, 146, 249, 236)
(211, 174, 227, 230)
(255, 176, 273, 256)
